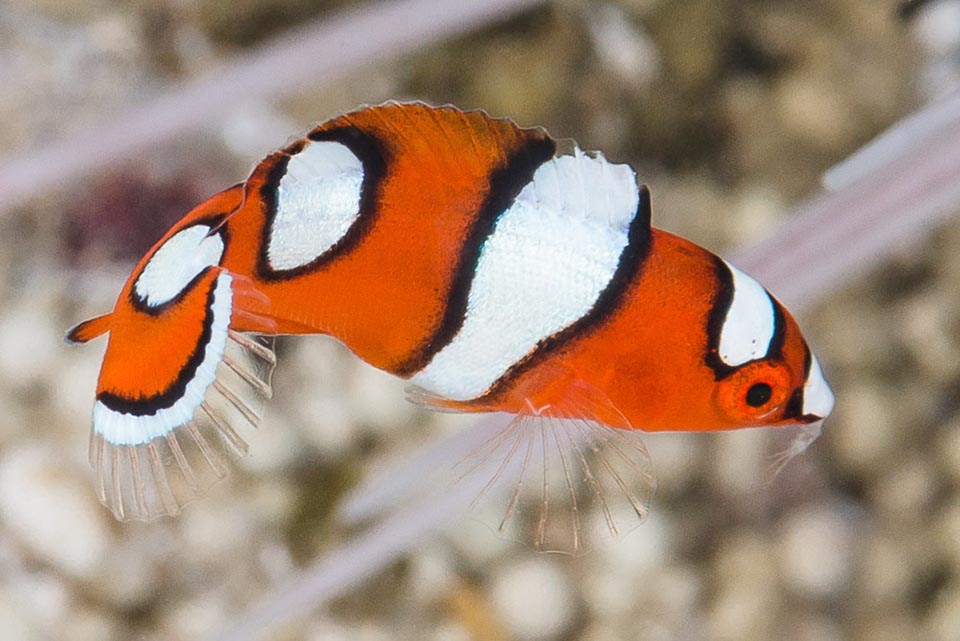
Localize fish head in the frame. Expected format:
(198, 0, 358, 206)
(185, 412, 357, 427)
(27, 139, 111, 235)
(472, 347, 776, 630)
(705, 261, 834, 430)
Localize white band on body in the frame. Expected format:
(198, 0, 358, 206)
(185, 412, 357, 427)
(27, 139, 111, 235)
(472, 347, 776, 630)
(411, 149, 640, 401)
(718, 261, 776, 367)
(267, 141, 364, 271)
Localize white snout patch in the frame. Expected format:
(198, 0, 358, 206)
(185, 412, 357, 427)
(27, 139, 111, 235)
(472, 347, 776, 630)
(802, 353, 834, 419)
(718, 261, 776, 367)
(267, 140, 364, 271)
(135, 225, 224, 307)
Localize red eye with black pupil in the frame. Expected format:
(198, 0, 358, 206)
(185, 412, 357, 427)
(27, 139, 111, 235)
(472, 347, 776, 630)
(746, 382, 772, 407)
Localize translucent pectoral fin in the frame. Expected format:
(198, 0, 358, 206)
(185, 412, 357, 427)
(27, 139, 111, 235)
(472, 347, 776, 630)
(452, 406, 657, 555)
(91, 331, 276, 521)
(767, 419, 825, 480)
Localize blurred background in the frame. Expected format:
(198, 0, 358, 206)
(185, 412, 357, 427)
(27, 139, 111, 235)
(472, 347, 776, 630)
(1, 0, 959, 639)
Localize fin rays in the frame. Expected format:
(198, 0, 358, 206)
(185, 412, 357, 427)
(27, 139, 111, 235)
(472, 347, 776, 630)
(90, 332, 275, 521)
(451, 401, 657, 555)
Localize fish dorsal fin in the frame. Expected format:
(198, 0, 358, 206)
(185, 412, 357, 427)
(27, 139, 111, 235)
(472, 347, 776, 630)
(89, 268, 278, 521)
(65, 313, 113, 344)
(426, 383, 652, 555)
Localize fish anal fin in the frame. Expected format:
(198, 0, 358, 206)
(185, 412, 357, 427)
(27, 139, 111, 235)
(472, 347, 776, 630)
(65, 313, 112, 344)
(453, 387, 657, 555)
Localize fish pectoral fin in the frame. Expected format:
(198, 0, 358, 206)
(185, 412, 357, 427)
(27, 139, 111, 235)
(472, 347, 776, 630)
(65, 313, 113, 344)
(454, 398, 657, 555)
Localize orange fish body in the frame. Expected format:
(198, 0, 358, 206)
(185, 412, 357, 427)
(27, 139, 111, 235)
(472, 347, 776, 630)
(69, 103, 833, 540)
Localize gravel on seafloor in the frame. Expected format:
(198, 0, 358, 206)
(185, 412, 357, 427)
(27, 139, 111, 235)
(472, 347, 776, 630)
(0, 1, 959, 640)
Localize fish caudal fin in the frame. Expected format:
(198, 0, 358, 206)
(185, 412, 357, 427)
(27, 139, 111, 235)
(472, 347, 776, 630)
(452, 401, 656, 554)
(90, 330, 276, 521)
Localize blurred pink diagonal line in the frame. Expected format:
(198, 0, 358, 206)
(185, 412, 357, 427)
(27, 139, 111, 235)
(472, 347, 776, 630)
(0, 0, 545, 211)
(214, 416, 503, 641)
(734, 91, 960, 309)
(222, 90, 960, 641)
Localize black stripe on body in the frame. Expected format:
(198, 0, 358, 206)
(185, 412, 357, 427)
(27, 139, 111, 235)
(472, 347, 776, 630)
(99, 270, 219, 416)
(475, 184, 655, 402)
(704, 257, 736, 380)
(782, 344, 811, 420)
(782, 343, 824, 423)
(393, 135, 557, 376)
(255, 126, 388, 281)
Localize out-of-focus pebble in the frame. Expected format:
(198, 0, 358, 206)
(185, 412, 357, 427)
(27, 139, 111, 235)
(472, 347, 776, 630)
(706, 584, 777, 641)
(934, 498, 960, 572)
(239, 411, 306, 473)
(585, 3, 660, 89)
(0, 589, 36, 641)
(870, 453, 938, 522)
(489, 557, 577, 641)
(896, 291, 960, 382)
(925, 582, 960, 641)
(0, 445, 110, 580)
(8, 570, 69, 635)
(90, 527, 165, 609)
(347, 362, 417, 435)
(828, 383, 902, 477)
(777, 502, 859, 600)
(584, 514, 674, 618)
(163, 590, 230, 641)
(304, 619, 394, 641)
(642, 432, 702, 496)
(0, 298, 60, 386)
(934, 415, 960, 485)
(61, 607, 121, 641)
(775, 72, 855, 150)
(444, 515, 514, 568)
(179, 501, 258, 567)
(429, 620, 472, 641)
(407, 545, 458, 606)
(914, 0, 960, 56)
(710, 429, 767, 500)
(715, 530, 778, 588)
(854, 613, 922, 641)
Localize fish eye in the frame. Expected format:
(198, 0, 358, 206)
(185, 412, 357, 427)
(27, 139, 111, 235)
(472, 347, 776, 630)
(745, 382, 772, 407)
(712, 360, 794, 425)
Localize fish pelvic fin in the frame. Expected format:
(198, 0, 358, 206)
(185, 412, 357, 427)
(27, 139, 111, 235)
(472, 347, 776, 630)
(453, 383, 657, 555)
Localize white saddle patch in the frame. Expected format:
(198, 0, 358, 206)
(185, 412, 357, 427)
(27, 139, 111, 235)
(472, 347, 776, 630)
(411, 148, 640, 401)
(135, 225, 224, 307)
(267, 140, 364, 271)
(718, 261, 776, 367)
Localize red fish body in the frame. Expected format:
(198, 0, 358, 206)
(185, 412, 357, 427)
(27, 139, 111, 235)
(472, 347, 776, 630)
(69, 103, 833, 546)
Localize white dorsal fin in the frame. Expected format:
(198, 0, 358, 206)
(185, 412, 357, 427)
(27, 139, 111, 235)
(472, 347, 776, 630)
(89, 273, 277, 521)
(90, 330, 276, 521)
